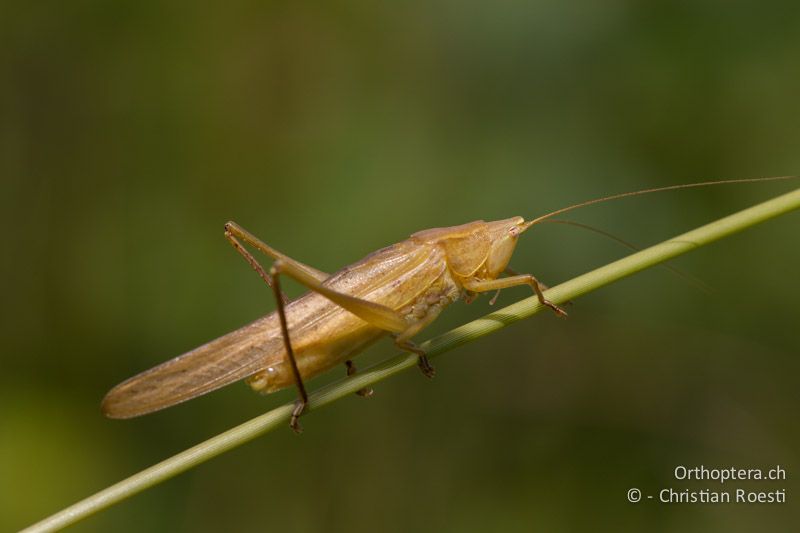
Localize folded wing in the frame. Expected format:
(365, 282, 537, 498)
(102, 315, 280, 418)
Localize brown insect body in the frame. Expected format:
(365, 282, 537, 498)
(103, 177, 792, 423)
(101, 217, 524, 419)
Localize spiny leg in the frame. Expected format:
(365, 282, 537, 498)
(490, 267, 519, 305)
(392, 304, 446, 379)
(225, 221, 330, 283)
(345, 360, 374, 397)
(270, 263, 308, 433)
(395, 338, 435, 378)
(522, 275, 564, 316)
(498, 267, 575, 308)
(224, 227, 308, 433)
(224, 227, 289, 304)
(489, 267, 545, 305)
(485, 268, 521, 305)
(463, 274, 567, 317)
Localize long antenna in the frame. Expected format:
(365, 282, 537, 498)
(542, 218, 712, 294)
(521, 176, 796, 231)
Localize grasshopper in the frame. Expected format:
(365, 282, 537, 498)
(101, 177, 791, 431)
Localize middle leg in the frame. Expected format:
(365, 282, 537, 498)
(345, 360, 374, 397)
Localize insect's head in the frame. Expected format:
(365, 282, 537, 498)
(483, 216, 526, 278)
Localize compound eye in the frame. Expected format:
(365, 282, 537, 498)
(508, 226, 521, 237)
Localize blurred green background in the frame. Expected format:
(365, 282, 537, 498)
(2, 1, 799, 531)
